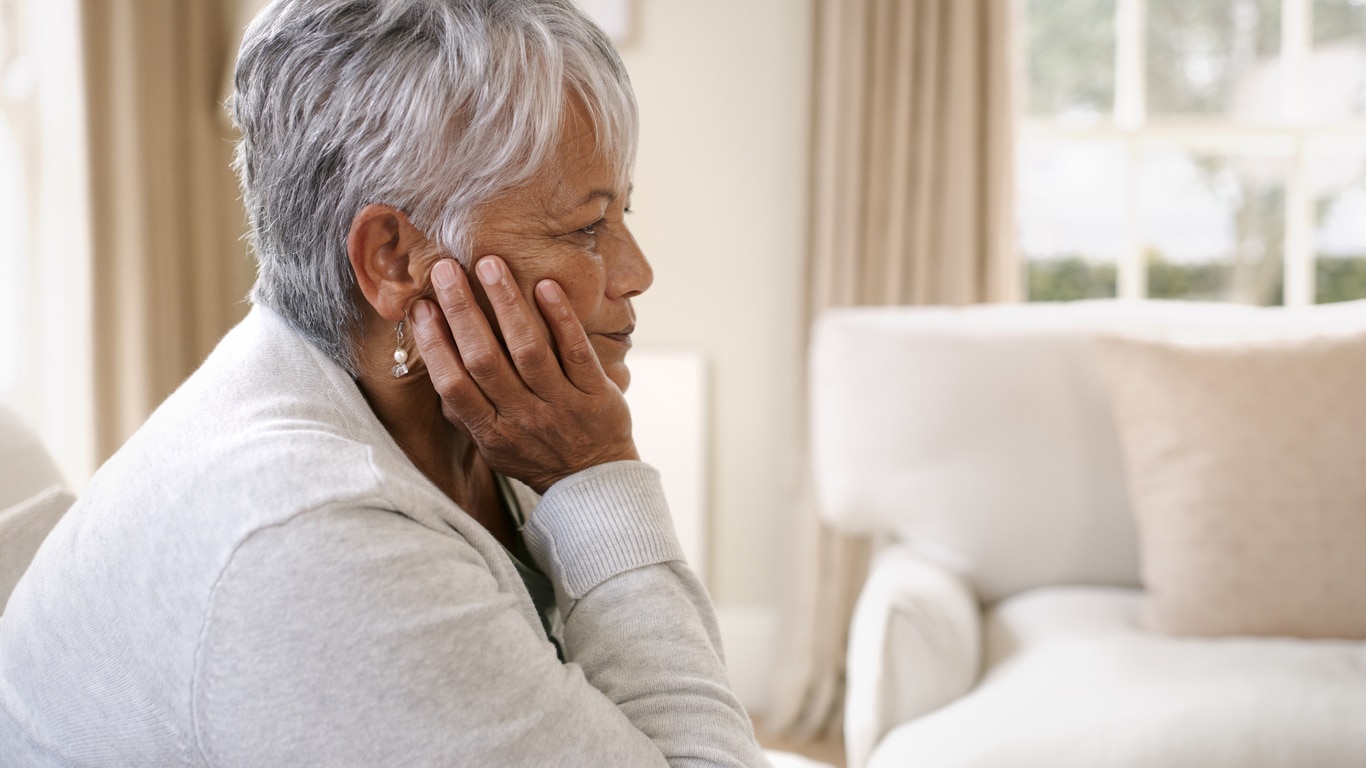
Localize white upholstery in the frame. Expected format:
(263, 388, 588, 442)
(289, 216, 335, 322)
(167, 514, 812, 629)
(764, 751, 835, 768)
(845, 545, 980, 768)
(810, 300, 1274, 602)
(811, 299, 1366, 768)
(0, 486, 74, 610)
(873, 587, 1366, 768)
(0, 403, 72, 612)
(0, 404, 64, 511)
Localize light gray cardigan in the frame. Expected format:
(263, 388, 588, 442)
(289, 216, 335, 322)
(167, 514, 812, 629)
(0, 305, 767, 767)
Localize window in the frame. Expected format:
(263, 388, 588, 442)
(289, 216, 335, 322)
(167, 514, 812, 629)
(1018, 0, 1366, 305)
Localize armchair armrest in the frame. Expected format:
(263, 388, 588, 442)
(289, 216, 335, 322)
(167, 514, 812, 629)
(845, 544, 982, 768)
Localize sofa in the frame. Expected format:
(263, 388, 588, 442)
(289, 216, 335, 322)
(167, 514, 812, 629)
(809, 299, 1366, 768)
(0, 403, 74, 614)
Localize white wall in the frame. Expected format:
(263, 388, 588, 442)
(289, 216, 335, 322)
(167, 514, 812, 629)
(616, 0, 813, 619)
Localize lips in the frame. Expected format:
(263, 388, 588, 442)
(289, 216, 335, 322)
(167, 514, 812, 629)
(597, 324, 634, 348)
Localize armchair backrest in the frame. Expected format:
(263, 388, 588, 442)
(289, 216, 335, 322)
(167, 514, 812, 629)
(809, 299, 1366, 604)
(0, 403, 73, 611)
(0, 404, 63, 509)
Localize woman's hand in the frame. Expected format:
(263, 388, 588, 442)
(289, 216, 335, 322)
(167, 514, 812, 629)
(409, 256, 639, 495)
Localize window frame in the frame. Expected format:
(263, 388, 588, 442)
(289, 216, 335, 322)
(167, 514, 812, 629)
(1017, 0, 1366, 306)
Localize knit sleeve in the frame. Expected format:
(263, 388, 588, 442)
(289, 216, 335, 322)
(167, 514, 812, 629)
(525, 461, 769, 766)
(191, 476, 768, 767)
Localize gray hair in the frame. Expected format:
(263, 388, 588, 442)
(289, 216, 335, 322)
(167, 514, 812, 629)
(231, 0, 638, 373)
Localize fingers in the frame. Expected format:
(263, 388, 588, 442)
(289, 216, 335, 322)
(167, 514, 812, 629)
(409, 298, 497, 433)
(414, 254, 613, 430)
(473, 257, 554, 387)
(426, 259, 530, 395)
(534, 279, 610, 393)
(412, 257, 525, 433)
(410, 257, 637, 494)
(473, 256, 578, 395)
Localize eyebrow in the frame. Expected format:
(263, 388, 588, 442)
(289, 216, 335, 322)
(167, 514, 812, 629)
(577, 183, 634, 207)
(582, 190, 618, 204)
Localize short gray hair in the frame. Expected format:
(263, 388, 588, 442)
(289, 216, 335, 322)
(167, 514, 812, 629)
(231, 0, 638, 373)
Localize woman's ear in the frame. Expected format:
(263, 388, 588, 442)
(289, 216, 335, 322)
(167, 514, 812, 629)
(348, 203, 435, 322)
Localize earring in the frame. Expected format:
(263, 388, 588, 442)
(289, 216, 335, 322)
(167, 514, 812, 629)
(392, 312, 410, 378)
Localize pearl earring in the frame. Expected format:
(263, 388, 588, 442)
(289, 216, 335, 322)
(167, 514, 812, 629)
(392, 312, 410, 378)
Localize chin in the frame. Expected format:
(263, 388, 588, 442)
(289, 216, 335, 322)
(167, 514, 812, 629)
(604, 362, 631, 393)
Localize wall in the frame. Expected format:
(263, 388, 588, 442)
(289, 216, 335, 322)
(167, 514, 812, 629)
(613, 0, 814, 705)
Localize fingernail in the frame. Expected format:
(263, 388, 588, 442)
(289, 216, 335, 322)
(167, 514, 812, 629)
(411, 300, 435, 324)
(432, 260, 457, 289)
(536, 280, 560, 303)
(477, 258, 500, 286)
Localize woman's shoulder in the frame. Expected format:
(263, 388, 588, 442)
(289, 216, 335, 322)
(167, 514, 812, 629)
(99, 305, 407, 521)
(63, 304, 464, 596)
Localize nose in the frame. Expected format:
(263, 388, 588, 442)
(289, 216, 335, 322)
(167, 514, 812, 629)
(607, 226, 653, 300)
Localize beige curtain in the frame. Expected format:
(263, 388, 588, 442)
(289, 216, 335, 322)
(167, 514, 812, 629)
(768, 0, 1017, 740)
(81, 0, 254, 460)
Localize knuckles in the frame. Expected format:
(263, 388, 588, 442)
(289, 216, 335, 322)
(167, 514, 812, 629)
(557, 341, 596, 369)
(459, 346, 503, 380)
(507, 338, 552, 370)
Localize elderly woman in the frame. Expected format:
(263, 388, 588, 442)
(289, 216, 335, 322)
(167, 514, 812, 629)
(0, 1, 768, 765)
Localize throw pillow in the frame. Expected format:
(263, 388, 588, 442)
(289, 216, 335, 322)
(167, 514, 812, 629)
(1094, 329, 1366, 639)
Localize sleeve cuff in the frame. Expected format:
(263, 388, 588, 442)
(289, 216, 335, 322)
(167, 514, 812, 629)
(523, 461, 685, 600)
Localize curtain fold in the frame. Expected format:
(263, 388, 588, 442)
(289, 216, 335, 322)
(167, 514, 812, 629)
(81, 0, 253, 460)
(770, 0, 1017, 740)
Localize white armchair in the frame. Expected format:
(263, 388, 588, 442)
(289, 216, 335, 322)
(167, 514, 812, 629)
(811, 300, 1366, 768)
(0, 404, 74, 612)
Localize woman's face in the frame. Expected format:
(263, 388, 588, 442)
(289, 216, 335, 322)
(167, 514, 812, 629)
(464, 101, 651, 392)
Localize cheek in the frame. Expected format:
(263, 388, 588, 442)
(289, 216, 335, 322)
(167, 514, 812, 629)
(523, 255, 607, 318)
(508, 274, 600, 330)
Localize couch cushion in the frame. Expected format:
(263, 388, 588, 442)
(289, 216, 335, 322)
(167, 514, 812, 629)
(1, 484, 75, 612)
(1096, 329, 1366, 639)
(869, 587, 1366, 768)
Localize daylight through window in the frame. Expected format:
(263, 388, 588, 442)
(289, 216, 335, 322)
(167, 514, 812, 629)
(1019, 0, 1366, 305)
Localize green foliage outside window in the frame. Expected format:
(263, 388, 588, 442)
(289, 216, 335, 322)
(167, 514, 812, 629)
(1145, 253, 1244, 302)
(1317, 256, 1366, 304)
(1025, 257, 1115, 302)
(1028, 254, 1366, 304)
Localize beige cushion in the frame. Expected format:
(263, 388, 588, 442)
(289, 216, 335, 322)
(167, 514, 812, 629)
(1094, 329, 1366, 639)
(0, 404, 64, 510)
(0, 484, 74, 613)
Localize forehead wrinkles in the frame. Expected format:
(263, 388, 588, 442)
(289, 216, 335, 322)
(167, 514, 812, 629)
(544, 134, 620, 213)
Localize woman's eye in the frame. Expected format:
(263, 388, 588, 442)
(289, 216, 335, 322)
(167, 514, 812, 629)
(579, 220, 603, 236)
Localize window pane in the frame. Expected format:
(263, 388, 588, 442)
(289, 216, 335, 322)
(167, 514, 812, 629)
(1311, 0, 1366, 119)
(1024, 0, 1116, 119)
(1147, 0, 1281, 118)
(1141, 143, 1289, 304)
(1309, 137, 1366, 302)
(1313, 0, 1366, 48)
(1018, 139, 1125, 300)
